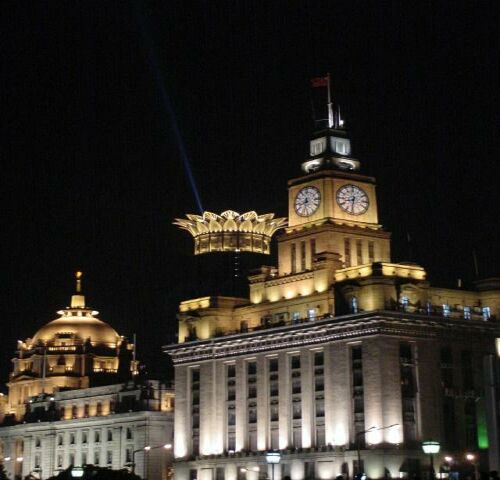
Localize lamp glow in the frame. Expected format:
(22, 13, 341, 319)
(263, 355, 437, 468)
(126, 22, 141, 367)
(422, 441, 440, 454)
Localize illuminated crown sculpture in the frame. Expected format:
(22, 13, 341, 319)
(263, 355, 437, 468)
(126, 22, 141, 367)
(174, 210, 287, 255)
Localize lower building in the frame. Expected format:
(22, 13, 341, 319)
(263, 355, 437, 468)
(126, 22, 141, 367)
(0, 275, 174, 480)
(0, 381, 173, 479)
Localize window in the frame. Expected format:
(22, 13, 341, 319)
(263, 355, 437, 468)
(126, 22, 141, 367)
(84, 404, 89, 417)
(35, 437, 41, 448)
(240, 320, 248, 333)
(269, 358, 278, 372)
(34, 455, 41, 468)
(368, 241, 375, 263)
(247, 362, 257, 375)
(291, 355, 301, 370)
(57, 454, 63, 468)
(344, 238, 351, 267)
(293, 402, 302, 419)
(107, 451, 113, 465)
(292, 312, 300, 323)
(72, 405, 78, 418)
(94, 451, 100, 466)
(69, 433, 75, 445)
(307, 308, 316, 320)
(82, 432, 88, 444)
(69, 453, 75, 466)
(443, 304, 451, 317)
(356, 239, 363, 265)
(126, 428, 133, 440)
(107, 430, 113, 442)
(291, 244, 296, 274)
(82, 452, 87, 466)
(463, 306, 471, 320)
(57, 435, 63, 446)
(300, 241, 306, 271)
(94, 431, 100, 443)
(351, 296, 358, 314)
(401, 296, 410, 311)
(482, 306, 491, 321)
(228, 409, 236, 426)
(126, 448, 132, 463)
(314, 351, 324, 366)
(96, 402, 102, 416)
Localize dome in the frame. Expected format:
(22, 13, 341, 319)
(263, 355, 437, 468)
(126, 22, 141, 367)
(30, 312, 120, 347)
(29, 272, 120, 347)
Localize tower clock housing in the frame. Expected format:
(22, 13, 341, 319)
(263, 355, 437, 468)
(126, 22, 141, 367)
(279, 126, 391, 276)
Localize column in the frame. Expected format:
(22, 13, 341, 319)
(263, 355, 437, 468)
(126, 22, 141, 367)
(328, 342, 350, 446)
(278, 352, 290, 449)
(174, 365, 188, 458)
(256, 355, 268, 450)
(301, 349, 313, 448)
(235, 358, 246, 451)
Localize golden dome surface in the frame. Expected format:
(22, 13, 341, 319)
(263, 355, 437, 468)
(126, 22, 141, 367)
(29, 272, 120, 347)
(30, 312, 120, 347)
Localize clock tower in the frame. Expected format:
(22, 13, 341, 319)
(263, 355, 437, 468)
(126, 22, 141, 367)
(278, 121, 391, 276)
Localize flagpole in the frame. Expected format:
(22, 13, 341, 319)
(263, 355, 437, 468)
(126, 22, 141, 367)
(327, 73, 334, 128)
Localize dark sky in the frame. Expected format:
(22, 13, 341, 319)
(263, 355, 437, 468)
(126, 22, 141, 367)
(1, 1, 500, 384)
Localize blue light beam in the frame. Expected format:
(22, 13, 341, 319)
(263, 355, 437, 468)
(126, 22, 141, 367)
(134, 2, 204, 213)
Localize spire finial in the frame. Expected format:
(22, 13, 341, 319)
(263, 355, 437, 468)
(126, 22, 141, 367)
(76, 271, 83, 293)
(71, 271, 86, 308)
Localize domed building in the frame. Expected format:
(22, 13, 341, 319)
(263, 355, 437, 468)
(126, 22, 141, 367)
(7, 273, 137, 419)
(0, 274, 174, 480)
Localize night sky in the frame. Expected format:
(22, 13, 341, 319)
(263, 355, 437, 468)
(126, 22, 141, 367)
(2, 1, 500, 385)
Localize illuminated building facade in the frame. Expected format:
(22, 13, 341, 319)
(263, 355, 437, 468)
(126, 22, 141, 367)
(0, 275, 174, 479)
(166, 118, 500, 479)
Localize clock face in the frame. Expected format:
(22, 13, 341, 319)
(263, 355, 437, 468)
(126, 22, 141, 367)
(336, 184, 369, 215)
(295, 186, 321, 217)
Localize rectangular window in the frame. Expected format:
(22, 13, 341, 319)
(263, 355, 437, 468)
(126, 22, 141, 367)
(291, 355, 301, 370)
(107, 451, 113, 465)
(247, 362, 257, 375)
(482, 306, 491, 320)
(300, 241, 306, 271)
(269, 358, 278, 372)
(82, 452, 87, 466)
(307, 308, 316, 320)
(356, 239, 363, 265)
(368, 241, 375, 263)
(463, 306, 471, 320)
(291, 244, 296, 274)
(443, 304, 451, 317)
(344, 238, 351, 267)
(292, 311, 300, 323)
(310, 238, 316, 264)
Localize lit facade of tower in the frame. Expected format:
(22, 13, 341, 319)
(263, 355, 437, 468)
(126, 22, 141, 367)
(166, 109, 500, 478)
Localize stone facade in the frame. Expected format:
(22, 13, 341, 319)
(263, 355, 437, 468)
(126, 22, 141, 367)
(167, 118, 500, 478)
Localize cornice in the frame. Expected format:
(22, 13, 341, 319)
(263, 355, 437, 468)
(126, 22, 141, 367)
(164, 311, 500, 365)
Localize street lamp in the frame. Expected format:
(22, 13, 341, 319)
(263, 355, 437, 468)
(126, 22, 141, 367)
(265, 451, 281, 480)
(465, 453, 479, 480)
(355, 424, 399, 477)
(70, 467, 84, 478)
(422, 441, 440, 480)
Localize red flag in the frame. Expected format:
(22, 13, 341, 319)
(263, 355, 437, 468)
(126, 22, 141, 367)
(311, 76, 328, 88)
